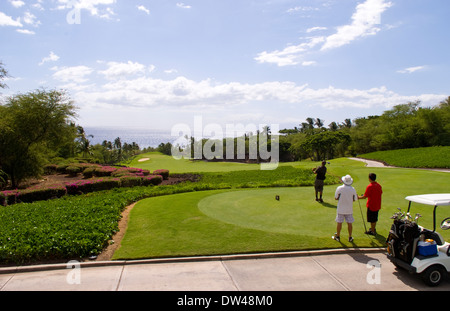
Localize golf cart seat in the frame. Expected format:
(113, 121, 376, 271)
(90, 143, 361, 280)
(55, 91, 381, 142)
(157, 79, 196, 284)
(420, 228, 444, 246)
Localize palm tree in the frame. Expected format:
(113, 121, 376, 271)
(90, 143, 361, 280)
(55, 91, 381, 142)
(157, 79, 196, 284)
(315, 118, 324, 128)
(114, 137, 122, 161)
(306, 117, 315, 130)
(76, 126, 94, 158)
(328, 121, 338, 131)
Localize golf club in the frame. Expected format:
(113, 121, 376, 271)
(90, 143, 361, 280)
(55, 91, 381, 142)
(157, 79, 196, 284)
(357, 196, 368, 234)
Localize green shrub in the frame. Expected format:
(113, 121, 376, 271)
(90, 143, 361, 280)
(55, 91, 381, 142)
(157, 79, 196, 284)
(0, 192, 5, 206)
(120, 176, 142, 188)
(66, 165, 82, 177)
(43, 164, 58, 175)
(153, 169, 169, 180)
(142, 175, 163, 186)
(82, 167, 96, 178)
(17, 185, 67, 203)
(94, 166, 117, 177)
(56, 164, 69, 174)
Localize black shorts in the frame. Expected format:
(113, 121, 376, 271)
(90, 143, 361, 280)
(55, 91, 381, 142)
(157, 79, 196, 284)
(367, 209, 379, 223)
(314, 179, 324, 192)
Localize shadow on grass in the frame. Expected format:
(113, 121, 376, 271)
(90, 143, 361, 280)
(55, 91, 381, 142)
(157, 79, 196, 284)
(319, 201, 337, 209)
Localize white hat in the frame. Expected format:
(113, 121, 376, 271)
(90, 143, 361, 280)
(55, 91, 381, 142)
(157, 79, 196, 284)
(341, 175, 353, 185)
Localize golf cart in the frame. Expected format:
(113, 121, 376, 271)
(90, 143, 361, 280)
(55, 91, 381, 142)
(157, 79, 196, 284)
(386, 193, 450, 286)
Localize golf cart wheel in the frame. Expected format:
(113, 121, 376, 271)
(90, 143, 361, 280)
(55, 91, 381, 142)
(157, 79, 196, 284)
(421, 265, 446, 287)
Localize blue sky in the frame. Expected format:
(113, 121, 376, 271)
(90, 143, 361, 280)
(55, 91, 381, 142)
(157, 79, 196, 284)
(1, 0, 449, 131)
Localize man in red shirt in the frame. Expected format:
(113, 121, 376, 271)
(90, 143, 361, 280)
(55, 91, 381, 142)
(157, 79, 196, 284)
(358, 173, 382, 235)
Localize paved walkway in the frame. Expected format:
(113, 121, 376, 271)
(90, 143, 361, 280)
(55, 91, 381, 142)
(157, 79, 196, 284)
(1, 249, 449, 292)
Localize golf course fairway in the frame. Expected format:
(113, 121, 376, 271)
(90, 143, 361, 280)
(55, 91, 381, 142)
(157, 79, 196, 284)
(112, 158, 450, 260)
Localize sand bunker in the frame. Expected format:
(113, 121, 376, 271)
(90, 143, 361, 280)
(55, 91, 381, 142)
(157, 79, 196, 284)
(138, 158, 150, 162)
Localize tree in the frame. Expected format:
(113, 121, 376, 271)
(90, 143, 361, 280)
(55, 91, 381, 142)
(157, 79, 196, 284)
(315, 118, 324, 129)
(0, 89, 77, 187)
(0, 61, 9, 90)
(76, 125, 94, 158)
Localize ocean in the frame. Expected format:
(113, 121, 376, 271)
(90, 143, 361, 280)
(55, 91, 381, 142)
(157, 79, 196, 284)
(84, 127, 174, 149)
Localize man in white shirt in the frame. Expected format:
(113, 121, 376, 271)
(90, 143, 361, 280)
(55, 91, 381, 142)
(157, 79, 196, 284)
(333, 175, 357, 242)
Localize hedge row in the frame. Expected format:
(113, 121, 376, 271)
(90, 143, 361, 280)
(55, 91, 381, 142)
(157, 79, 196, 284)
(1, 174, 165, 206)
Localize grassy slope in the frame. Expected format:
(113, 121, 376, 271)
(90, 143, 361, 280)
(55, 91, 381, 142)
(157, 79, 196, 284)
(114, 156, 450, 259)
(359, 146, 450, 168)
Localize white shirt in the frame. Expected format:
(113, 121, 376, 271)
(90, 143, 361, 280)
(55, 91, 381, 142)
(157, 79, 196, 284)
(335, 184, 357, 214)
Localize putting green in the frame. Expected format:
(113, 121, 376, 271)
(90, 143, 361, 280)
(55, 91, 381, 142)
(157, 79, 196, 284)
(198, 187, 338, 236)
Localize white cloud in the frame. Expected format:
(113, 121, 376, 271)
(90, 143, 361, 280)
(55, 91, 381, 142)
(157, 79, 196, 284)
(287, 6, 319, 14)
(306, 26, 327, 33)
(0, 11, 23, 27)
(397, 66, 426, 74)
(137, 5, 150, 15)
(62, 73, 446, 115)
(9, 0, 25, 8)
(321, 0, 392, 51)
(164, 69, 178, 74)
(176, 3, 191, 9)
(256, 0, 393, 66)
(99, 61, 149, 79)
(255, 36, 324, 66)
(23, 11, 41, 27)
(301, 61, 317, 66)
(51, 65, 94, 83)
(39, 51, 60, 65)
(16, 29, 35, 35)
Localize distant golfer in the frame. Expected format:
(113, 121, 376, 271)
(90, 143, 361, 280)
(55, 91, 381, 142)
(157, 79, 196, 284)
(313, 161, 327, 203)
(333, 175, 357, 242)
(358, 173, 383, 236)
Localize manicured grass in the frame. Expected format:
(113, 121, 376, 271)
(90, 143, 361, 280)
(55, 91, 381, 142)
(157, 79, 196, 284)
(113, 158, 450, 260)
(359, 146, 450, 168)
(128, 152, 263, 173)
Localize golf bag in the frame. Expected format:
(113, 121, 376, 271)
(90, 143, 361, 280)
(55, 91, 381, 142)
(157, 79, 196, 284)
(387, 219, 421, 264)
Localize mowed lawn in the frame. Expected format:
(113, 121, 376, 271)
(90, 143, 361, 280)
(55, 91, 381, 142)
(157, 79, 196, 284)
(113, 156, 450, 260)
(128, 152, 263, 173)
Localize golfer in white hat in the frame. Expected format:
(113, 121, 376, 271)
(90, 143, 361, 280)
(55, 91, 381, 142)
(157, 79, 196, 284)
(333, 175, 357, 242)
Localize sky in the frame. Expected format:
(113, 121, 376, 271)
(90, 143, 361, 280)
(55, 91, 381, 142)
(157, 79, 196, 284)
(0, 0, 449, 132)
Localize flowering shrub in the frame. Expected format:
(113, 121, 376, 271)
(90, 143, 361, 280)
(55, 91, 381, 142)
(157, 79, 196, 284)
(142, 175, 163, 186)
(93, 166, 117, 177)
(153, 169, 169, 180)
(66, 178, 121, 195)
(1, 190, 19, 205)
(0, 163, 170, 205)
(17, 184, 67, 203)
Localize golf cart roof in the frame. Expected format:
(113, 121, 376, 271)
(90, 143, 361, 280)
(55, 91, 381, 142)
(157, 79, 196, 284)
(405, 194, 450, 206)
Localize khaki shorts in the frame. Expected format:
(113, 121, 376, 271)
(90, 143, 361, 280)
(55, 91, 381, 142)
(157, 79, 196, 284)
(335, 214, 355, 224)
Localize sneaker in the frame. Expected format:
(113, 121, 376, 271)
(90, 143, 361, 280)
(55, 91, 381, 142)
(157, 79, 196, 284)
(332, 234, 340, 242)
(365, 230, 376, 236)
(349, 237, 354, 242)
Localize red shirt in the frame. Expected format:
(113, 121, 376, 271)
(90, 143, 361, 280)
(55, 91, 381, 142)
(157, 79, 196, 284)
(364, 182, 383, 211)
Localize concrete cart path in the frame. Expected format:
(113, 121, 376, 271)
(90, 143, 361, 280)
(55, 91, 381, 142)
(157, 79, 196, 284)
(1, 249, 449, 291)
